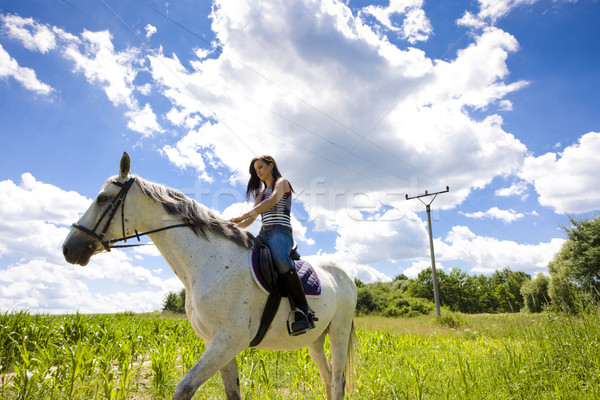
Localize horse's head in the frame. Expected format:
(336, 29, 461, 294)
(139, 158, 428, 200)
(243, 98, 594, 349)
(62, 152, 133, 266)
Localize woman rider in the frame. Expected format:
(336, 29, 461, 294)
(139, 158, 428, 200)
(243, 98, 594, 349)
(230, 155, 315, 336)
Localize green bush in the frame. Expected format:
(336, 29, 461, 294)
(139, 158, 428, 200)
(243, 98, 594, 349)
(355, 280, 434, 317)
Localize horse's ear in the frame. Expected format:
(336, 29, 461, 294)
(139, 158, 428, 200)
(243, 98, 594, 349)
(119, 152, 131, 180)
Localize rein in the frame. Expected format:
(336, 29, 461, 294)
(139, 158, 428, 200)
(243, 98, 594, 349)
(73, 177, 189, 251)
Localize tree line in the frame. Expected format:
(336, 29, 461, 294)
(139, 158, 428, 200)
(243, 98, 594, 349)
(164, 215, 600, 316)
(355, 267, 533, 317)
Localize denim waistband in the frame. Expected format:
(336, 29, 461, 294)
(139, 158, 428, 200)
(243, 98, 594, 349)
(259, 224, 292, 234)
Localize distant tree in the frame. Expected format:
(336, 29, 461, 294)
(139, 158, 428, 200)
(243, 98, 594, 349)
(548, 216, 600, 309)
(521, 273, 550, 313)
(354, 278, 365, 288)
(408, 267, 447, 302)
(489, 267, 530, 312)
(162, 292, 180, 312)
(439, 269, 479, 313)
(495, 284, 516, 312)
(548, 245, 577, 310)
(179, 288, 186, 311)
(162, 289, 186, 313)
(371, 266, 536, 315)
(475, 274, 499, 312)
(505, 270, 530, 312)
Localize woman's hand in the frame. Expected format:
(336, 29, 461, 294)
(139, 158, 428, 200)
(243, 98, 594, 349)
(229, 215, 246, 224)
(230, 214, 256, 229)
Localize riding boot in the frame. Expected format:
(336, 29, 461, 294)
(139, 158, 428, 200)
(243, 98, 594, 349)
(280, 268, 316, 336)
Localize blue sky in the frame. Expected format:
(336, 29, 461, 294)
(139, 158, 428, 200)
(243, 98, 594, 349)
(1, 0, 599, 313)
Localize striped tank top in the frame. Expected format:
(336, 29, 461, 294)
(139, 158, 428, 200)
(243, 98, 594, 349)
(259, 180, 292, 227)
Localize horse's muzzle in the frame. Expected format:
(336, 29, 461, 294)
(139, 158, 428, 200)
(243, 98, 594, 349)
(63, 230, 95, 266)
(62, 242, 94, 266)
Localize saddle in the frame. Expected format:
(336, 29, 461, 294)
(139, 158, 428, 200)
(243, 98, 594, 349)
(249, 237, 321, 347)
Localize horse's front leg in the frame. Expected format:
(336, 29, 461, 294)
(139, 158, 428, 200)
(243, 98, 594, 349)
(173, 332, 246, 400)
(219, 358, 241, 400)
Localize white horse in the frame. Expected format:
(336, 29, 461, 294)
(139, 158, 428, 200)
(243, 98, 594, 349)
(62, 153, 357, 400)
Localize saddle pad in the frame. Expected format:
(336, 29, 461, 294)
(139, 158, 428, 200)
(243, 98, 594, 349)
(250, 249, 322, 297)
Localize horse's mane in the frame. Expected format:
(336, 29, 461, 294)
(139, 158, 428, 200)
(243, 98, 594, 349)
(136, 177, 253, 250)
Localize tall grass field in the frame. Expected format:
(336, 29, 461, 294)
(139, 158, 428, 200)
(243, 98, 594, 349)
(1, 307, 599, 399)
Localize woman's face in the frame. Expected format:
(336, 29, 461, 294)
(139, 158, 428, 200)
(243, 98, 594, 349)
(253, 160, 273, 181)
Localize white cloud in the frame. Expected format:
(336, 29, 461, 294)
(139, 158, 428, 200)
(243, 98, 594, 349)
(0, 43, 53, 95)
(1, 13, 163, 136)
(456, 11, 486, 29)
(402, 7, 432, 44)
(0, 173, 90, 261)
(62, 29, 163, 137)
(457, 0, 539, 27)
(63, 30, 139, 108)
(1, 14, 57, 53)
(495, 180, 529, 199)
(0, 174, 180, 314)
(520, 132, 600, 214)
(303, 251, 391, 283)
(150, 0, 528, 211)
(137, 82, 153, 95)
(138, 0, 542, 285)
(477, 0, 538, 23)
(461, 206, 525, 223)
(0, 256, 182, 314)
(145, 24, 157, 39)
(331, 210, 428, 265)
(360, 0, 432, 44)
(436, 225, 564, 275)
(126, 102, 163, 137)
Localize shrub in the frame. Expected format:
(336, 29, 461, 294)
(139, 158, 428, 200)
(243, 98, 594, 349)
(521, 273, 550, 313)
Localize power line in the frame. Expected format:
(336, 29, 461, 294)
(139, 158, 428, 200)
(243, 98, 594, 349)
(134, 0, 444, 186)
(97, 0, 257, 156)
(51, 1, 521, 243)
(51, 0, 401, 189)
(97, 0, 425, 188)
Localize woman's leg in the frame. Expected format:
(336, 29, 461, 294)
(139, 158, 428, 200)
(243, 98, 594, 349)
(262, 227, 294, 275)
(260, 226, 315, 336)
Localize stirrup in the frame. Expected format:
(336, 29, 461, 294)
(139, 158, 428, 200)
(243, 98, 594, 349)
(308, 307, 319, 322)
(286, 308, 313, 336)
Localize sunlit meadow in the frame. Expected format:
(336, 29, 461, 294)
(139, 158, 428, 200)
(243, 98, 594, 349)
(1, 308, 599, 399)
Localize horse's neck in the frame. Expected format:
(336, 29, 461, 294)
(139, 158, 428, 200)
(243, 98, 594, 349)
(135, 196, 247, 293)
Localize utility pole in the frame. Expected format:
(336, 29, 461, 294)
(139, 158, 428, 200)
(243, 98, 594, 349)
(406, 186, 449, 317)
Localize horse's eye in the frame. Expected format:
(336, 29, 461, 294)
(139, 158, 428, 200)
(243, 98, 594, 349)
(97, 195, 108, 204)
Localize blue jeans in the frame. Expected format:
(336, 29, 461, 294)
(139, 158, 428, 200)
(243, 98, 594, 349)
(259, 225, 294, 274)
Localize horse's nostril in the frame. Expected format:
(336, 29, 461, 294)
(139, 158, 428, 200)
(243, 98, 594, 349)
(62, 244, 69, 256)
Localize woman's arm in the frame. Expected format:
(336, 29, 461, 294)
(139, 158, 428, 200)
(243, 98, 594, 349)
(230, 196, 259, 228)
(230, 178, 290, 226)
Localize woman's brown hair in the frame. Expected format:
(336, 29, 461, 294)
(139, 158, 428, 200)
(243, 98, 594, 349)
(245, 155, 293, 200)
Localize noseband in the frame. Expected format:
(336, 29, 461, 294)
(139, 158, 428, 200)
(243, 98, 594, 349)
(72, 177, 188, 251)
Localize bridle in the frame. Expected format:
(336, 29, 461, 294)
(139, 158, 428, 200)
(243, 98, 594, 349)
(72, 177, 189, 251)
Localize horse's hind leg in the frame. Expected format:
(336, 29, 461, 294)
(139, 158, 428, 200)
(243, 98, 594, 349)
(308, 331, 332, 399)
(219, 358, 241, 400)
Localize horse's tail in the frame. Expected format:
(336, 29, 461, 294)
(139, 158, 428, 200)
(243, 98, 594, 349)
(344, 319, 357, 395)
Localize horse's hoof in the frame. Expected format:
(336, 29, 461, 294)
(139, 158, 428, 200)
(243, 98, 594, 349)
(173, 383, 195, 400)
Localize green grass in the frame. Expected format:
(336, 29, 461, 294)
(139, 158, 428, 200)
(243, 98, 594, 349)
(1, 308, 600, 399)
